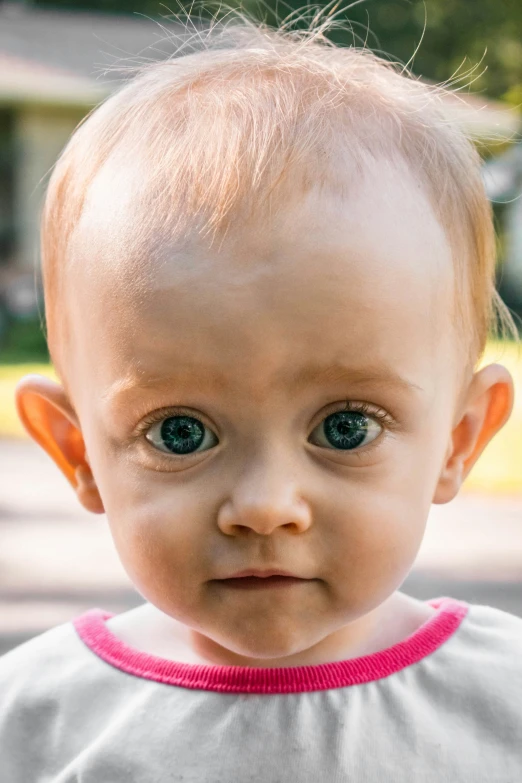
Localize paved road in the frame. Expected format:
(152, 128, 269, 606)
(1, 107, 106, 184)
(1, 438, 522, 656)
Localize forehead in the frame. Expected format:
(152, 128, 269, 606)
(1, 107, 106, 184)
(66, 155, 456, 409)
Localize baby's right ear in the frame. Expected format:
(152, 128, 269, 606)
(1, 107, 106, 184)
(14, 375, 104, 514)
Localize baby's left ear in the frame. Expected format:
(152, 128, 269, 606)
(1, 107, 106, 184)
(432, 363, 515, 504)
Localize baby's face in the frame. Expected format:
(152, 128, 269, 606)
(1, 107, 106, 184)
(66, 156, 459, 661)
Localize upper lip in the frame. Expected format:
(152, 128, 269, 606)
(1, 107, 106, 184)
(219, 569, 306, 580)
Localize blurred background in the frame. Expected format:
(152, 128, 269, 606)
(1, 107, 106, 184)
(0, 0, 521, 655)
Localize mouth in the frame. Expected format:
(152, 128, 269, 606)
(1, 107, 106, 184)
(214, 575, 311, 590)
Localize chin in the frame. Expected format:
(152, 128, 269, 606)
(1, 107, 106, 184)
(219, 627, 316, 664)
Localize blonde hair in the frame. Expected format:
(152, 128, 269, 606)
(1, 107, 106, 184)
(40, 12, 519, 388)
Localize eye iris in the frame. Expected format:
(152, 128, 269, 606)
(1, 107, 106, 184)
(323, 411, 368, 450)
(160, 416, 205, 454)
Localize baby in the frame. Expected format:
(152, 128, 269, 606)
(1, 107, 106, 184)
(1, 17, 521, 782)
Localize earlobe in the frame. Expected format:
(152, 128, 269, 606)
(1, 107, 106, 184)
(14, 374, 105, 514)
(432, 363, 515, 504)
(74, 464, 105, 514)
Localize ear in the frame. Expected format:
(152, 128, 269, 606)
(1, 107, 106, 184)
(432, 363, 515, 504)
(15, 374, 105, 514)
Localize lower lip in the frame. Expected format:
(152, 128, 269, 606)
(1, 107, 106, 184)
(216, 576, 309, 590)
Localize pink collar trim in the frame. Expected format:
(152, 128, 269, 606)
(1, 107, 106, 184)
(72, 597, 468, 694)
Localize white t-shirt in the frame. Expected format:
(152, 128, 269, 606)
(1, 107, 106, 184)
(1, 596, 521, 782)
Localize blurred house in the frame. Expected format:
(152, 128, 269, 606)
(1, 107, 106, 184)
(0, 0, 520, 318)
(0, 0, 182, 318)
(483, 147, 522, 313)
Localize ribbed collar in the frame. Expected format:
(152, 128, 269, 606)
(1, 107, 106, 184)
(73, 596, 468, 694)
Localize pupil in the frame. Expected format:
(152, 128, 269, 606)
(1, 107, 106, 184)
(324, 411, 367, 450)
(160, 416, 205, 455)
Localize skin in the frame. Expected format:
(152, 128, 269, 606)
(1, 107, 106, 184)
(16, 156, 514, 667)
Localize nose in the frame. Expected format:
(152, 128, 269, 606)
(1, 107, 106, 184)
(217, 453, 312, 536)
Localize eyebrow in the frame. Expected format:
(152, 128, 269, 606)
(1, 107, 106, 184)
(103, 361, 423, 406)
(286, 363, 424, 394)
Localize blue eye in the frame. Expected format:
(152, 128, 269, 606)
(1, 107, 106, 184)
(145, 415, 218, 456)
(309, 410, 382, 451)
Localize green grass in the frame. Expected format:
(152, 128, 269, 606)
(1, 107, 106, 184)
(1, 339, 521, 495)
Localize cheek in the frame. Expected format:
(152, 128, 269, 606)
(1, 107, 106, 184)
(326, 502, 422, 577)
(319, 457, 435, 604)
(105, 498, 213, 620)
(321, 508, 422, 618)
(89, 447, 212, 588)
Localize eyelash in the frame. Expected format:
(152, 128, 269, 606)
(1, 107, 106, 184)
(134, 401, 396, 459)
(338, 401, 393, 426)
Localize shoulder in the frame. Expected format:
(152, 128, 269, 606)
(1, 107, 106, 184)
(459, 602, 522, 655)
(441, 601, 522, 667)
(434, 602, 522, 705)
(0, 611, 138, 780)
(0, 617, 91, 694)
(0, 614, 118, 780)
(0, 610, 131, 709)
(0, 611, 130, 730)
(409, 599, 522, 692)
(1, 619, 74, 677)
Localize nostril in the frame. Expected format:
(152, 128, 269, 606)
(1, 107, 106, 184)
(217, 501, 312, 537)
